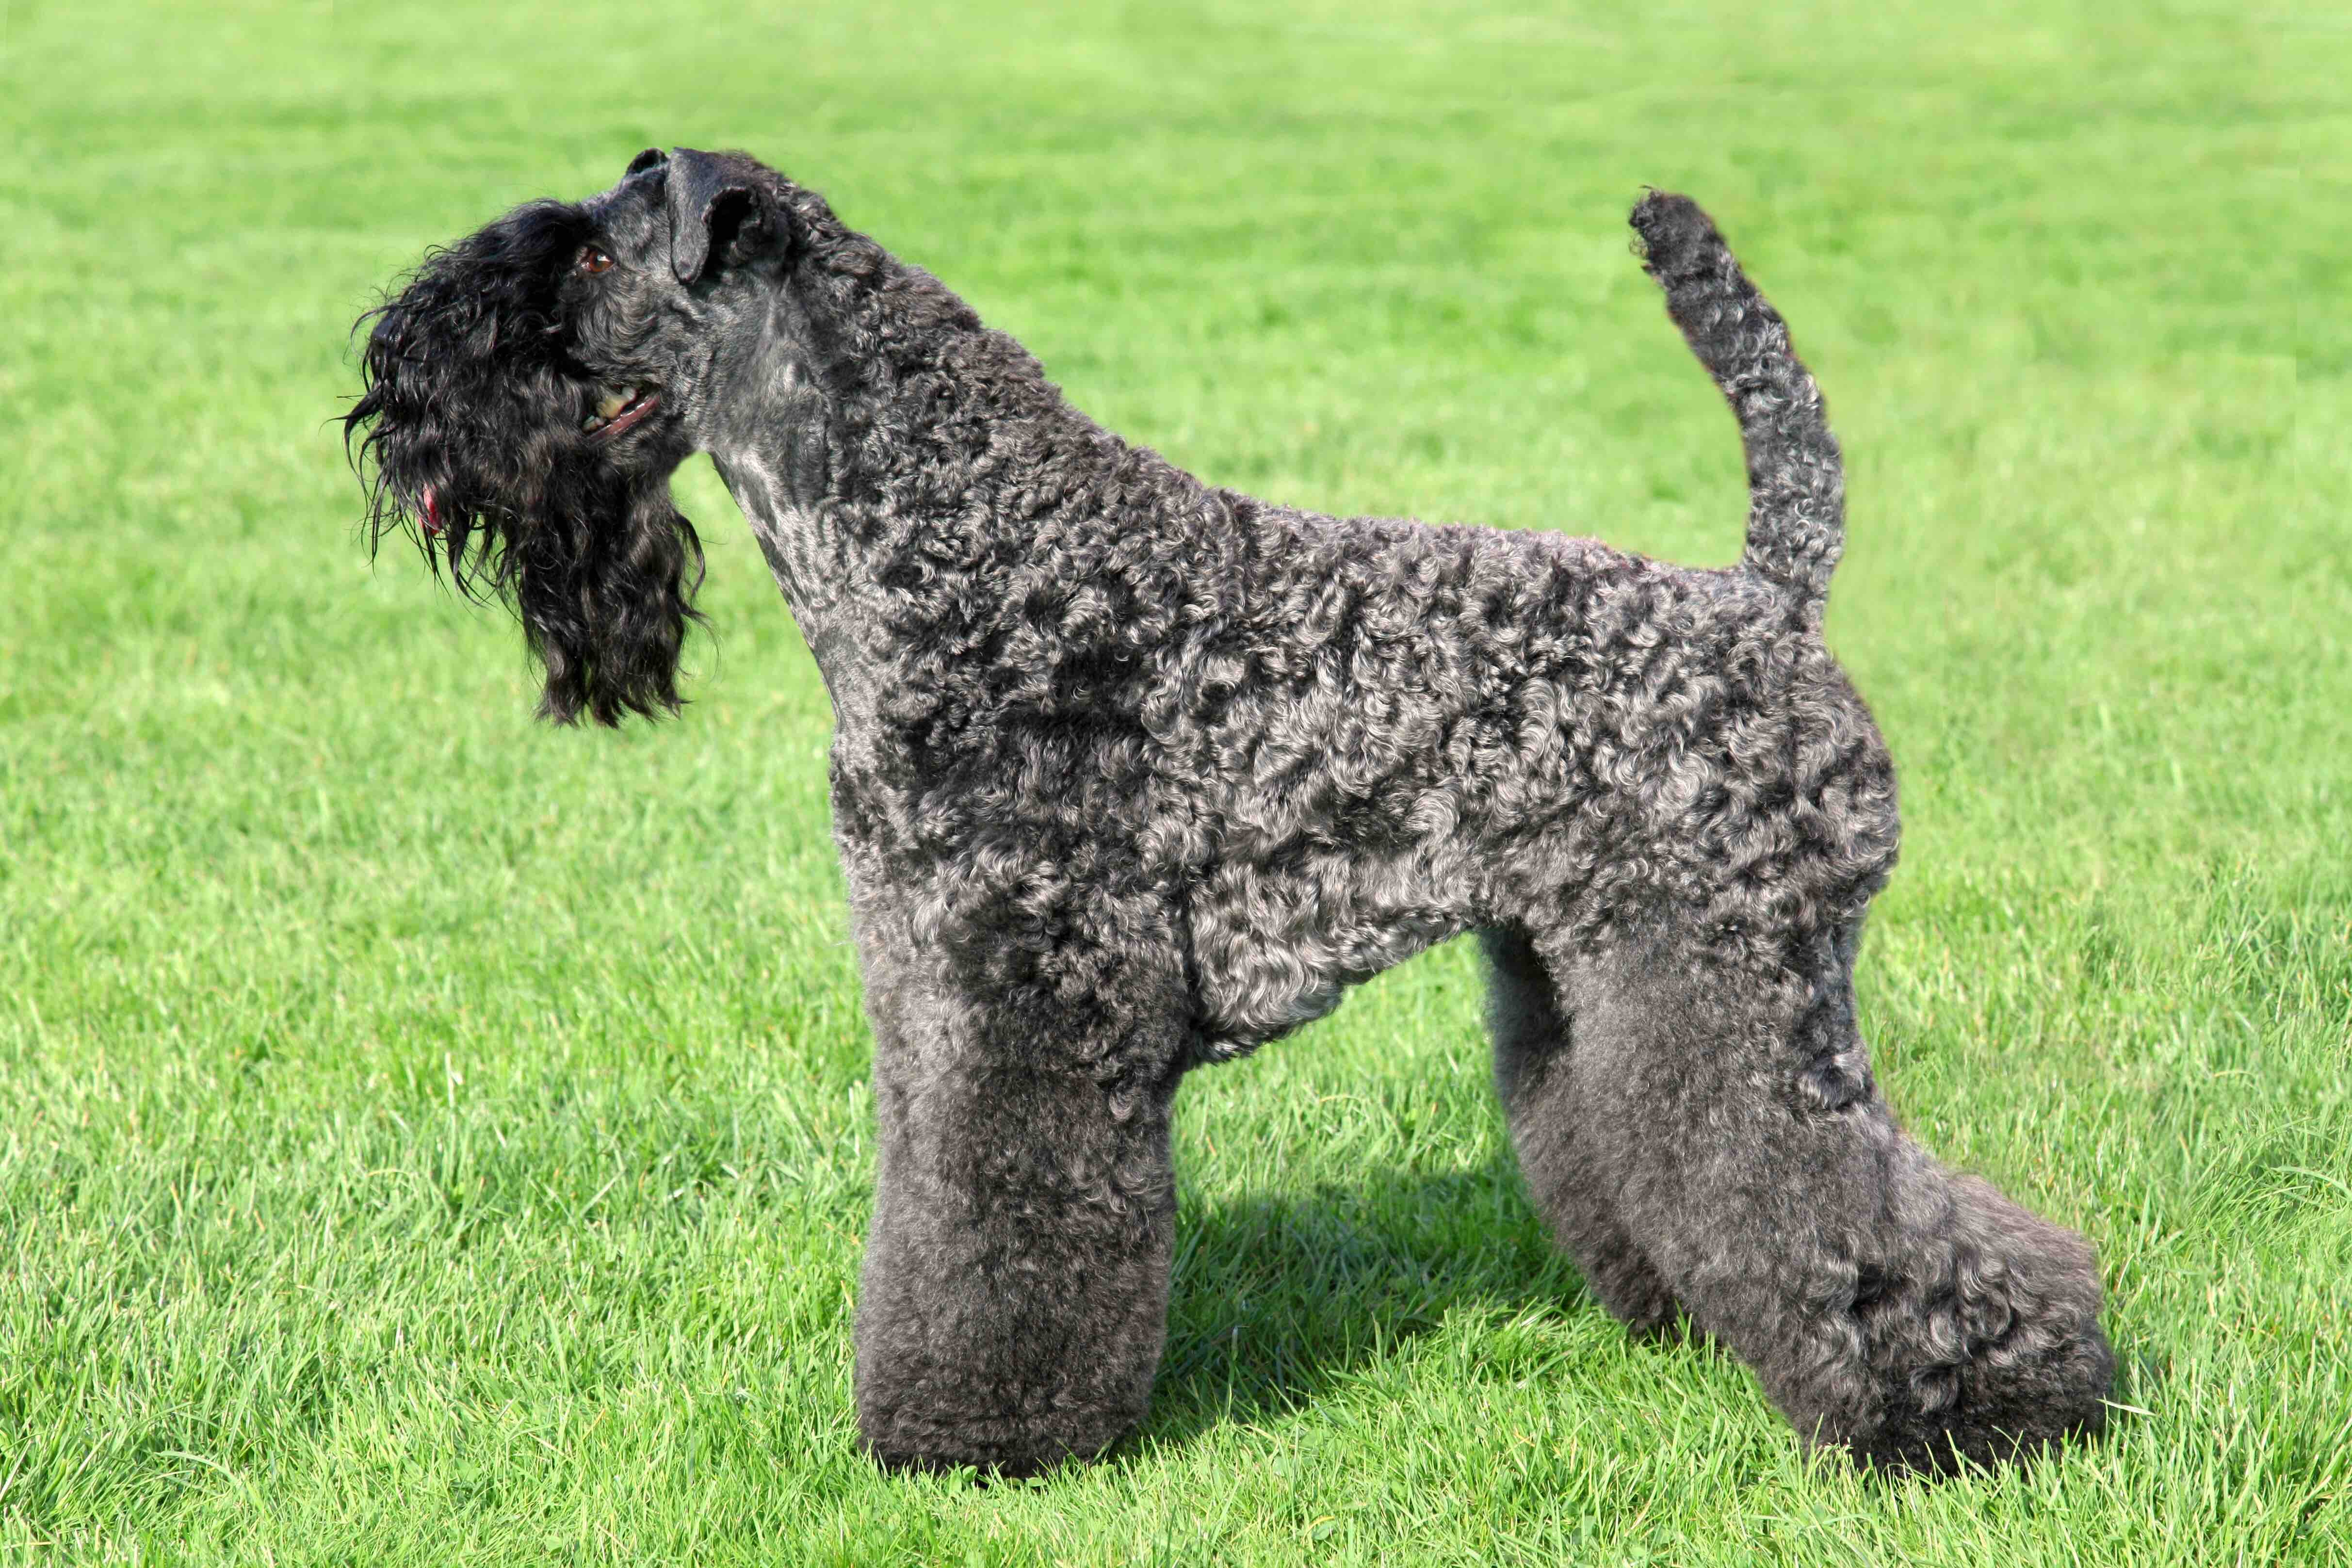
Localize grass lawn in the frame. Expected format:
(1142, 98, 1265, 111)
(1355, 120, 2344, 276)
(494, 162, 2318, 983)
(2, 0, 2344, 1561)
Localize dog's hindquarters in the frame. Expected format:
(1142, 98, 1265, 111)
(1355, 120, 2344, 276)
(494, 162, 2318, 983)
(1491, 915, 2113, 1471)
(1630, 193, 1844, 618)
(1481, 928, 1685, 1335)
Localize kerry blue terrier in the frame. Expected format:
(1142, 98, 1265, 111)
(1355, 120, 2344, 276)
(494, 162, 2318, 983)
(344, 148, 2113, 1476)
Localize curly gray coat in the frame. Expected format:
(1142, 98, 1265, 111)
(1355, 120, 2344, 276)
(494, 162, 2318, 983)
(347, 151, 2113, 1477)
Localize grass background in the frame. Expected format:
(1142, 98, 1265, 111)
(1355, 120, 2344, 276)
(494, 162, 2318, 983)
(1, 0, 2344, 1561)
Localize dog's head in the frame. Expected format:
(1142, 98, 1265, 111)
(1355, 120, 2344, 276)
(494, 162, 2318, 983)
(344, 147, 808, 725)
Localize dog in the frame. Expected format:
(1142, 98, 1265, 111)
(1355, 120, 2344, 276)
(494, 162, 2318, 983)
(344, 148, 2113, 1476)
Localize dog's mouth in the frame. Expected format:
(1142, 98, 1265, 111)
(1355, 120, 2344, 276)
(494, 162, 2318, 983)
(584, 386, 662, 441)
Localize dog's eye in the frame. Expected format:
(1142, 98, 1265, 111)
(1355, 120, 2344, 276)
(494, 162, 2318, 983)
(577, 246, 615, 275)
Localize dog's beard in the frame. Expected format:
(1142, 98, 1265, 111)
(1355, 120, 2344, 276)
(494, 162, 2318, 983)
(507, 465, 706, 727)
(348, 398, 706, 727)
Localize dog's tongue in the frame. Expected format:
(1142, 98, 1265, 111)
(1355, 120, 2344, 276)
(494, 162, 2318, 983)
(421, 485, 445, 538)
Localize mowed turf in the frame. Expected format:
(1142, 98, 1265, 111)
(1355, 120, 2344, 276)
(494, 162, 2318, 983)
(1, 1, 2344, 1562)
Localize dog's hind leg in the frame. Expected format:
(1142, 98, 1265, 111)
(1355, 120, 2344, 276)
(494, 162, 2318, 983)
(1553, 920, 2113, 1471)
(845, 895, 1188, 1477)
(1480, 928, 1684, 1335)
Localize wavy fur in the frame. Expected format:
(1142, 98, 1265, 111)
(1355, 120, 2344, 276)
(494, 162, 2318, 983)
(346, 154, 2112, 1477)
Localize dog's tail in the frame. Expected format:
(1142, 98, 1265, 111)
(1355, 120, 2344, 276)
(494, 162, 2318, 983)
(1630, 192, 1843, 617)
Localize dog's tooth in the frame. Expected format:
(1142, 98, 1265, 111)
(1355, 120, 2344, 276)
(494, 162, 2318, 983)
(596, 390, 628, 420)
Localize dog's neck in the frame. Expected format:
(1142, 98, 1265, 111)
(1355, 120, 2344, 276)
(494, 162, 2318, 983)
(707, 238, 1229, 725)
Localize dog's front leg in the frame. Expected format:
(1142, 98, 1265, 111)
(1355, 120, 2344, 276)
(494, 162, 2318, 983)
(845, 896, 1185, 1477)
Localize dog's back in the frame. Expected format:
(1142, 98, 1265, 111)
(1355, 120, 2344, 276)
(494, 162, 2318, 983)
(1160, 197, 1878, 1049)
(1171, 497, 1895, 1058)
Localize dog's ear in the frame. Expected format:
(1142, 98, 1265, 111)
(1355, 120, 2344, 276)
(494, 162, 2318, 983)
(664, 147, 777, 285)
(626, 147, 668, 178)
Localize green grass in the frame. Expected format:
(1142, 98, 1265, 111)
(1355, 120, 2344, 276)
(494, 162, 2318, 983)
(1, 0, 2345, 1561)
